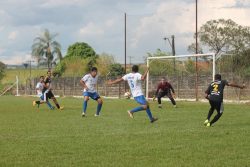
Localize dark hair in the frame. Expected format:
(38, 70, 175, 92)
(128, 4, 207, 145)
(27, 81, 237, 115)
(215, 74, 221, 80)
(91, 67, 98, 72)
(132, 65, 139, 72)
(40, 76, 44, 79)
(47, 70, 51, 74)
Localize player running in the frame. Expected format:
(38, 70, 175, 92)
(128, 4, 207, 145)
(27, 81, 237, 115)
(43, 70, 64, 110)
(80, 67, 103, 117)
(204, 74, 245, 127)
(154, 77, 176, 108)
(108, 65, 158, 123)
(33, 75, 54, 109)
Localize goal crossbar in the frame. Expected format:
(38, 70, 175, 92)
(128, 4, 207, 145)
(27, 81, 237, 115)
(146, 53, 216, 99)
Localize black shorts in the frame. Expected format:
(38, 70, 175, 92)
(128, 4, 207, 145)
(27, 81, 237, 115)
(158, 91, 172, 98)
(44, 90, 54, 100)
(209, 100, 224, 114)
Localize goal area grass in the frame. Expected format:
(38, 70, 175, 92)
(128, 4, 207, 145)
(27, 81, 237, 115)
(0, 96, 249, 167)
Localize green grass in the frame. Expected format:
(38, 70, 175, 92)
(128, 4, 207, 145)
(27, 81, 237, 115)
(0, 96, 249, 167)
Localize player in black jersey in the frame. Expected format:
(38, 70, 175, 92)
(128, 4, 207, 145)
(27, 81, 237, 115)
(43, 70, 64, 110)
(204, 74, 245, 127)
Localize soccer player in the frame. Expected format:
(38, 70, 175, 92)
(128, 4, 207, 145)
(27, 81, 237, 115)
(43, 70, 64, 110)
(33, 75, 54, 109)
(108, 65, 158, 123)
(154, 77, 176, 108)
(204, 74, 245, 127)
(80, 67, 103, 117)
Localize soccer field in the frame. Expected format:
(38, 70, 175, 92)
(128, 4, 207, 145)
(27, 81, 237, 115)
(0, 96, 249, 167)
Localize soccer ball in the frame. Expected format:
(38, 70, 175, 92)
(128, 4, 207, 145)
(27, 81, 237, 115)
(124, 92, 131, 99)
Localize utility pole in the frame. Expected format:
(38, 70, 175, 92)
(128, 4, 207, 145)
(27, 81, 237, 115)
(171, 35, 176, 71)
(163, 35, 176, 71)
(128, 56, 134, 65)
(124, 12, 127, 92)
(195, 0, 198, 101)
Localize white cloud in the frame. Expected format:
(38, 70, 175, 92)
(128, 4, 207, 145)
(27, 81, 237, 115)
(79, 22, 104, 36)
(40, 0, 89, 8)
(105, 19, 115, 27)
(1, 0, 250, 64)
(1, 52, 32, 65)
(8, 31, 18, 40)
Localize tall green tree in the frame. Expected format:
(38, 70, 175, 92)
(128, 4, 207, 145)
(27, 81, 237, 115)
(0, 61, 6, 82)
(65, 42, 98, 70)
(32, 29, 62, 68)
(197, 19, 250, 55)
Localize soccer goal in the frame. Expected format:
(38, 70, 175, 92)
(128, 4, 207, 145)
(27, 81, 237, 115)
(0, 76, 19, 96)
(146, 53, 215, 101)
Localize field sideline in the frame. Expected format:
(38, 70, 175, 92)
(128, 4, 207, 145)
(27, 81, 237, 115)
(0, 96, 249, 167)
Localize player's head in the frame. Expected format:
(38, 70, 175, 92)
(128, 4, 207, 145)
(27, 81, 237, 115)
(90, 67, 98, 77)
(132, 65, 139, 73)
(161, 77, 166, 83)
(47, 70, 52, 77)
(39, 76, 44, 82)
(215, 74, 221, 80)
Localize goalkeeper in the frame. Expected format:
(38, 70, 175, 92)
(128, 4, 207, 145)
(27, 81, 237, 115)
(154, 77, 176, 108)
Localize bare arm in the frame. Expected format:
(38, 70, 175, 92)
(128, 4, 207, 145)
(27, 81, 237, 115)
(80, 79, 88, 90)
(141, 67, 149, 81)
(107, 78, 124, 85)
(228, 83, 245, 89)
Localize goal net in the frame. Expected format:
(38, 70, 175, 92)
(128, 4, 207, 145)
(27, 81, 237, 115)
(146, 53, 215, 101)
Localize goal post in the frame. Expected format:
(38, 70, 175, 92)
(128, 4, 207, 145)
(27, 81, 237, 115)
(146, 53, 216, 100)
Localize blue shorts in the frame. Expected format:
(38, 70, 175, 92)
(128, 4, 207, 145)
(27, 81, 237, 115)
(134, 95, 147, 105)
(83, 92, 100, 100)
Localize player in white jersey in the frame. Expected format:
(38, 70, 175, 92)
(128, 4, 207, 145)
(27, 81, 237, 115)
(33, 76, 54, 109)
(108, 65, 158, 123)
(80, 67, 103, 117)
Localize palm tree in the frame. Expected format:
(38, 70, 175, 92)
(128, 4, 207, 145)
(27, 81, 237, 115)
(32, 29, 63, 68)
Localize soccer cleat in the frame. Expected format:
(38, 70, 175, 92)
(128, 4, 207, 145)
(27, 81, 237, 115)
(94, 114, 100, 117)
(50, 106, 55, 110)
(173, 105, 177, 108)
(127, 110, 134, 118)
(150, 117, 158, 123)
(158, 105, 162, 108)
(59, 106, 64, 110)
(204, 119, 209, 126)
(206, 123, 211, 127)
(82, 112, 86, 117)
(32, 101, 36, 106)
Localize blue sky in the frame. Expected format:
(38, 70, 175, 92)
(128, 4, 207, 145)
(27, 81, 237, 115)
(0, 0, 250, 65)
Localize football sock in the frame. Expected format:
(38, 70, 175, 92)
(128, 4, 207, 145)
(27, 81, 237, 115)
(83, 100, 88, 113)
(170, 98, 176, 105)
(130, 106, 144, 113)
(36, 101, 40, 104)
(210, 113, 223, 125)
(207, 108, 214, 120)
(96, 103, 102, 115)
(146, 107, 153, 120)
(157, 97, 161, 104)
(56, 104, 60, 109)
(46, 101, 53, 109)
